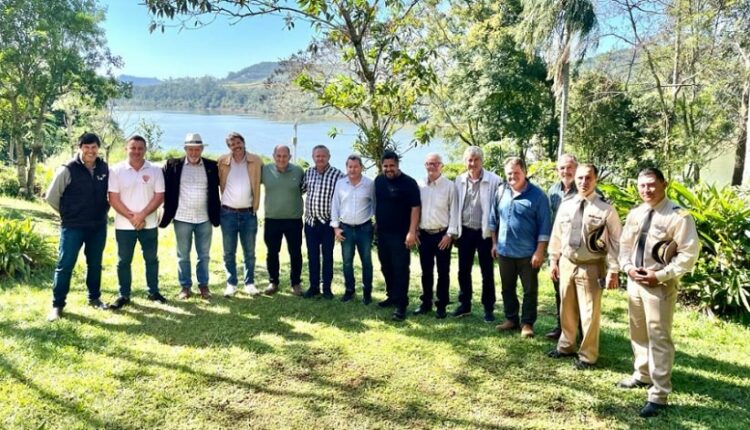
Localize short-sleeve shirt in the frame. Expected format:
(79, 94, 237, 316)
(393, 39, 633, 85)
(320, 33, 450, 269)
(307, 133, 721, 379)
(109, 160, 165, 230)
(374, 172, 421, 235)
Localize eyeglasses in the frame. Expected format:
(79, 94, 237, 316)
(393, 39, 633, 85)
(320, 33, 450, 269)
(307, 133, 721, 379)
(424, 162, 441, 166)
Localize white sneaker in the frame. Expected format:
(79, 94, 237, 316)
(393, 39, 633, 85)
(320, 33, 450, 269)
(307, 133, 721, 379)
(244, 283, 260, 296)
(224, 283, 237, 297)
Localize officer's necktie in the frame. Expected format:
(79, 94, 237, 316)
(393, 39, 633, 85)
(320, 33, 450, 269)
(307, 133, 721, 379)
(635, 209, 654, 267)
(568, 199, 586, 248)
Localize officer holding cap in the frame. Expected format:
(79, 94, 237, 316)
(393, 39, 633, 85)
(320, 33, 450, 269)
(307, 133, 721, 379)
(547, 163, 621, 370)
(617, 167, 700, 418)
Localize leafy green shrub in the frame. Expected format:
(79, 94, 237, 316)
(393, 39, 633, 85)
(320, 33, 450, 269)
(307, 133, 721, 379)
(599, 181, 750, 316)
(0, 217, 56, 279)
(0, 165, 20, 197)
(671, 183, 750, 316)
(441, 163, 463, 181)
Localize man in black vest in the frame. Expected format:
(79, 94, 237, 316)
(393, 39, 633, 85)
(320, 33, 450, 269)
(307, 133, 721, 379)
(45, 132, 110, 321)
(160, 133, 221, 299)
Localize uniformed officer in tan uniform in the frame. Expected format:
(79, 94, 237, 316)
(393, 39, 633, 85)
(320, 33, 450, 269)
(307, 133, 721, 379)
(547, 164, 621, 370)
(617, 167, 700, 418)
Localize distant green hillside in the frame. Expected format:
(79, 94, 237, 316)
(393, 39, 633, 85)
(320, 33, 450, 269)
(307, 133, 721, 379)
(223, 61, 279, 83)
(115, 62, 332, 118)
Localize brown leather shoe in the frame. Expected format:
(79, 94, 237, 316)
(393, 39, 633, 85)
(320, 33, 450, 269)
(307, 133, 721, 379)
(521, 324, 535, 338)
(264, 283, 279, 295)
(198, 285, 212, 299)
(178, 288, 192, 299)
(291, 284, 302, 296)
(495, 320, 519, 331)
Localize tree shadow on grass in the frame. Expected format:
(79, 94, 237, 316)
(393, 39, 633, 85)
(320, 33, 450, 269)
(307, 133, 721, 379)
(98, 343, 511, 430)
(0, 206, 59, 223)
(0, 354, 137, 430)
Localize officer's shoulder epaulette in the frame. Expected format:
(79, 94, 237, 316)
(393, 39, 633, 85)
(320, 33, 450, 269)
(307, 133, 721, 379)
(672, 205, 689, 217)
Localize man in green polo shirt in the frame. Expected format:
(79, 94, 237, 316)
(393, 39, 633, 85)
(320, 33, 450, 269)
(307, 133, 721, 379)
(261, 144, 305, 295)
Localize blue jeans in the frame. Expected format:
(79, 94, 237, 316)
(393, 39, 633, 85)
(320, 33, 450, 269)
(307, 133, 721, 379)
(174, 220, 213, 288)
(340, 221, 373, 294)
(115, 228, 160, 298)
(220, 208, 257, 286)
(304, 221, 335, 293)
(52, 224, 107, 308)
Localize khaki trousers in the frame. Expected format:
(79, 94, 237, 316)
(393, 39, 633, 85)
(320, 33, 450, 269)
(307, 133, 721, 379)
(627, 279, 677, 405)
(557, 257, 603, 364)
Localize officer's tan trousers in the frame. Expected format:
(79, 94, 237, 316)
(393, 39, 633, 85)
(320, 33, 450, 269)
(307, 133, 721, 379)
(557, 257, 603, 364)
(627, 279, 677, 405)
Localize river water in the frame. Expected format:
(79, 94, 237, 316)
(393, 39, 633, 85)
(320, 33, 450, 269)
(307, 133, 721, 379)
(114, 110, 451, 179)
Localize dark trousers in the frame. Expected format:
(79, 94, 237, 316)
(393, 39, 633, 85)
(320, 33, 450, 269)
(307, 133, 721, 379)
(264, 218, 303, 286)
(499, 255, 539, 326)
(457, 227, 495, 312)
(305, 221, 335, 293)
(115, 228, 160, 298)
(52, 224, 107, 308)
(377, 231, 411, 309)
(418, 229, 451, 310)
(553, 279, 561, 328)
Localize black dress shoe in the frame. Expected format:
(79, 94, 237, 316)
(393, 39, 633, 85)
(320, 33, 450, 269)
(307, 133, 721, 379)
(547, 349, 577, 359)
(110, 296, 130, 310)
(412, 304, 432, 315)
(451, 306, 471, 318)
(322, 291, 335, 300)
(572, 358, 594, 370)
(639, 401, 667, 418)
(483, 311, 496, 323)
(435, 308, 447, 319)
(392, 308, 406, 321)
(616, 378, 652, 389)
(148, 292, 168, 304)
(88, 299, 109, 310)
(341, 291, 355, 302)
(362, 292, 372, 305)
(302, 288, 320, 299)
(545, 327, 562, 340)
(377, 298, 395, 308)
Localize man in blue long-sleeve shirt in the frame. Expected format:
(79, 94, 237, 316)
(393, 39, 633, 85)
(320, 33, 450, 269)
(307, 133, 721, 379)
(490, 157, 552, 338)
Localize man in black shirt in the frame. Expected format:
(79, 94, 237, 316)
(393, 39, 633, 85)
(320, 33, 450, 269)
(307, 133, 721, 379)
(374, 151, 421, 320)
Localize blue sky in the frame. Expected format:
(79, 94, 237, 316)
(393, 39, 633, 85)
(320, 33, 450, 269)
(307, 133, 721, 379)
(100, 1, 314, 79)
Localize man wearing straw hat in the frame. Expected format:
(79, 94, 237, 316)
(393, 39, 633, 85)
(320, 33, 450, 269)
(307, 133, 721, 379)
(160, 132, 221, 299)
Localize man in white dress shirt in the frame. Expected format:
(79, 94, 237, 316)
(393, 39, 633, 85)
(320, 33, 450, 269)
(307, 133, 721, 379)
(415, 153, 457, 319)
(108, 135, 167, 309)
(330, 154, 376, 304)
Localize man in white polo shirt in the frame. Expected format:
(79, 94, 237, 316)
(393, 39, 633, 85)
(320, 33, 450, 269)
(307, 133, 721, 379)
(108, 135, 167, 309)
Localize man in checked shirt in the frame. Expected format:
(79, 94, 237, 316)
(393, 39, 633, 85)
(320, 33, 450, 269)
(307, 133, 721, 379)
(301, 145, 345, 299)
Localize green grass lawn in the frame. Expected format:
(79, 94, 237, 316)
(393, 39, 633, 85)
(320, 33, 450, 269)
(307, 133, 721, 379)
(1, 195, 749, 429)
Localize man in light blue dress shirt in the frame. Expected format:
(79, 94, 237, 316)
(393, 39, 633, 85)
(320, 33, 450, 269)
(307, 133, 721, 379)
(330, 154, 376, 304)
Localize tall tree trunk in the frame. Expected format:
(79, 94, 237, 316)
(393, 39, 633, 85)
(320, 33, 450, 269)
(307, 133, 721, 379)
(557, 60, 570, 159)
(26, 145, 40, 198)
(14, 141, 27, 195)
(732, 82, 749, 185)
(743, 83, 750, 186)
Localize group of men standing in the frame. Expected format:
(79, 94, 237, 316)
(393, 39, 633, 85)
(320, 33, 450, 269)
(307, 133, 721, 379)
(45, 131, 699, 418)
